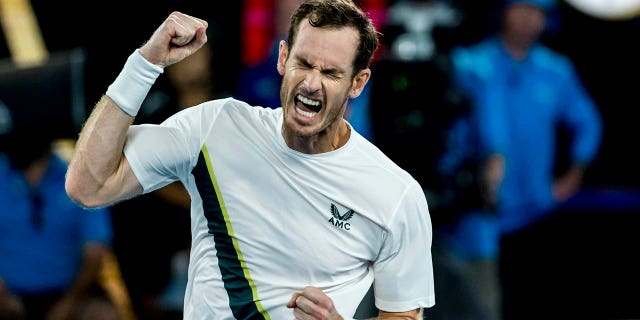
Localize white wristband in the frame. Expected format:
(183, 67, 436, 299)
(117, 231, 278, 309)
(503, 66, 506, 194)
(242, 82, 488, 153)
(106, 49, 164, 117)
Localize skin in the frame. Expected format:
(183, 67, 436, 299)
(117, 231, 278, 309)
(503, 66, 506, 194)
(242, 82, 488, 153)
(277, 20, 370, 154)
(66, 11, 421, 320)
(279, 20, 419, 320)
(65, 12, 208, 208)
(501, 3, 546, 60)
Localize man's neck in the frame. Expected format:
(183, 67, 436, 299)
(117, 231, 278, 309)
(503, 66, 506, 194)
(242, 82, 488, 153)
(284, 120, 351, 154)
(501, 34, 531, 61)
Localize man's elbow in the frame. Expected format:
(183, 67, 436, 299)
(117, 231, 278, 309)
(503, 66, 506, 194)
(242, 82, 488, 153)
(65, 174, 103, 209)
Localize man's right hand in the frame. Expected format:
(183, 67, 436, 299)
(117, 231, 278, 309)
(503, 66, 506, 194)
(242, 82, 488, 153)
(287, 286, 344, 320)
(139, 11, 208, 68)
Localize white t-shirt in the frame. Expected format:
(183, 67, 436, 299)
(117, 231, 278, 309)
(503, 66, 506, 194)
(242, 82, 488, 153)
(124, 97, 435, 319)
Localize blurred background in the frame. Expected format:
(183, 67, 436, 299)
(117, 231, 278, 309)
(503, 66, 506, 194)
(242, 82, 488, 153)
(1, 0, 639, 319)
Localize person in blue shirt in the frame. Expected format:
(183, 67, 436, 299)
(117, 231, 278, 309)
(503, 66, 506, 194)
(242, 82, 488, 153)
(431, 0, 603, 319)
(0, 130, 117, 320)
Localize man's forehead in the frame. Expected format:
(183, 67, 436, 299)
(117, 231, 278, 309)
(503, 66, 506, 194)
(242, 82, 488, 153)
(290, 23, 358, 70)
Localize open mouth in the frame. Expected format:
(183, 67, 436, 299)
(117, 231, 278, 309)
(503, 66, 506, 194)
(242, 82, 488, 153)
(295, 94, 322, 117)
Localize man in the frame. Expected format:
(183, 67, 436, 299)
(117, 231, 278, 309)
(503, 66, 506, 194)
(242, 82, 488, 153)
(0, 132, 116, 320)
(65, 1, 435, 319)
(433, 0, 603, 319)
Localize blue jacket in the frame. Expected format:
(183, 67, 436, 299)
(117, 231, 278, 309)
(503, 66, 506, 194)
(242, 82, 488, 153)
(450, 36, 602, 234)
(0, 153, 112, 293)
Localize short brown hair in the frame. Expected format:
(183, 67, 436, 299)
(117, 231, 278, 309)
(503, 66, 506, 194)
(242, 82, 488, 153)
(287, 0, 380, 78)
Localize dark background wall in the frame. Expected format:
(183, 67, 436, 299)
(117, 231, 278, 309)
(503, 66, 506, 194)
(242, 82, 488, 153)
(546, 2, 640, 189)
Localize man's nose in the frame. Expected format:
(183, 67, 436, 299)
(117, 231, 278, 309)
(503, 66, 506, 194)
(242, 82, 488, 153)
(303, 69, 322, 92)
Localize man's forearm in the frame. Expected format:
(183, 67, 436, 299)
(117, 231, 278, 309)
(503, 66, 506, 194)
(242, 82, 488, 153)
(65, 95, 137, 208)
(373, 308, 422, 319)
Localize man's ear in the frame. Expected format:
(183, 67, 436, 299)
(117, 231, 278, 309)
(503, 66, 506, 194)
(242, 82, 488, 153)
(277, 40, 288, 76)
(349, 68, 371, 99)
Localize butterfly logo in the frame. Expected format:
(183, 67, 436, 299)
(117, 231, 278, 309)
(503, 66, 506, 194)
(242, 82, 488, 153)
(328, 203, 355, 230)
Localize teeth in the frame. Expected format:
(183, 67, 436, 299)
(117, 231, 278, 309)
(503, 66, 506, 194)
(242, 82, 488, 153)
(297, 95, 320, 106)
(296, 106, 316, 117)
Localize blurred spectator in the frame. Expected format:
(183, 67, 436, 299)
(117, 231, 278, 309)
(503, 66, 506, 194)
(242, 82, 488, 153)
(1, 1, 122, 318)
(431, 0, 603, 319)
(0, 129, 117, 320)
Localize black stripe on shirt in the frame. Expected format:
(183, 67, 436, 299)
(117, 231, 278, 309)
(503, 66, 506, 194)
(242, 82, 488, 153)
(192, 146, 270, 320)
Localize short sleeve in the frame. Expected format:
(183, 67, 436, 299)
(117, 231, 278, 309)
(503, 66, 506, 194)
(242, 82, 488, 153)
(372, 181, 435, 312)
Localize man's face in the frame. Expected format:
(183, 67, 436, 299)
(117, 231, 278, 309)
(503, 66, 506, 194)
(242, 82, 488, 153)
(504, 3, 547, 44)
(277, 20, 369, 139)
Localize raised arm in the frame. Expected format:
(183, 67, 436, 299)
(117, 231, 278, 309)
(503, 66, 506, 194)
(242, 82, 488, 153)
(65, 11, 208, 208)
